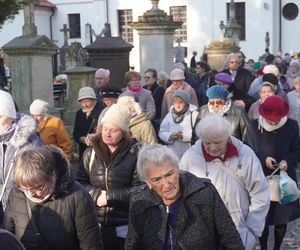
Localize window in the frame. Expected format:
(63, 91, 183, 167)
(68, 14, 81, 38)
(118, 9, 133, 43)
(226, 2, 245, 41)
(170, 6, 187, 43)
(282, 3, 299, 20)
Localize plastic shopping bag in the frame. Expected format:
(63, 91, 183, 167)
(279, 170, 300, 204)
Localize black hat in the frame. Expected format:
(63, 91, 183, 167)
(262, 73, 278, 86)
(101, 85, 122, 98)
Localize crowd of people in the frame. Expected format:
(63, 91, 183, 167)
(0, 49, 300, 250)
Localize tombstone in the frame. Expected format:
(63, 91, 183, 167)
(85, 23, 93, 46)
(175, 37, 185, 63)
(85, 23, 133, 88)
(204, 21, 239, 71)
(2, 0, 58, 111)
(59, 24, 70, 72)
(65, 42, 89, 70)
(129, 0, 182, 75)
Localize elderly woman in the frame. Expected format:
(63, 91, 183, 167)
(198, 85, 251, 141)
(125, 143, 244, 250)
(245, 95, 300, 250)
(117, 95, 157, 144)
(288, 76, 300, 133)
(215, 72, 255, 112)
(76, 104, 140, 250)
(161, 68, 198, 118)
(248, 82, 275, 120)
(30, 99, 72, 159)
(3, 145, 103, 249)
(180, 115, 270, 250)
(159, 90, 198, 158)
(121, 70, 156, 119)
(0, 91, 42, 210)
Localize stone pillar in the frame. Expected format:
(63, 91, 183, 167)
(62, 66, 97, 128)
(3, 37, 58, 112)
(225, 0, 242, 46)
(129, 0, 182, 75)
(204, 40, 239, 71)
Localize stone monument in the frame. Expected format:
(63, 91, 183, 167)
(2, 0, 58, 112)
(265, 32, 270, 50)
(129, 0, 182, 75)
(225, 0, 242, 46)
(59, 24, 70, 72)
(203, 21, 239, 71)
(85, 23, 133, 88)
(175, 37, 185, 63)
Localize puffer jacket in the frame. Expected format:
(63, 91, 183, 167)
(125, 172, 244, 250)
(0, 113, 43, 208)
(3, 146, 103, 250)
(76, 137, 140, 226)
(130, 113, 157, 144)
(198, 102, 251, 141)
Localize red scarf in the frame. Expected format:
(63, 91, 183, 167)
(201, 138, 238, 162)
(127, 84, 142, 94)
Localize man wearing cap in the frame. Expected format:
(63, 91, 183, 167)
(0, 90, 43, 210)
(215, 72, 255, 112)
(222, 53, 254, 94)
(73, 87, 104, 160)
(94, 68, 110, 102)
(161, 68, 198, 118)
(30, 99, 72, 160)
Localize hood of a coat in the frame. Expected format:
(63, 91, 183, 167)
(10, 113, 38, 148)
(43, 145, 73, 198)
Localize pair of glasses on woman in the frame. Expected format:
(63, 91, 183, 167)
(209, 100, 225, 106)
(18, 181, 47, 194)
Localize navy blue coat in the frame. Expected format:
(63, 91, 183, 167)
(245, 118, 300, 225)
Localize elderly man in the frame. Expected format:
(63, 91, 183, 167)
(161, 68, 198, 118)
(94, 68, 110, 101)
(73, 87, 104, 160)
(180, 115, 270, 250)
(222, 53, 254, 93)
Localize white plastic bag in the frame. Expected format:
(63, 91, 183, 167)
(267, 175, 280, 202)
(279, 171, 300, 204)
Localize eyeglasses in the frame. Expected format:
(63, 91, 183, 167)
(18, 181, 47, 194)
(209, 100, 225, 106)
(229, 61, 238, 64)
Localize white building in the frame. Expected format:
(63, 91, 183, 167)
(1, 0, 300, 72)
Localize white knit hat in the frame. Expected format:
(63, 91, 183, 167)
(117, 95, 142, 114)
(170, 68, 185, 80)
(78, 87, 96, 101)
(0, 90, 16, 119)
(263, 65, 279, 77)
(101, 104, 131, 132)
(29, 99, 49, 115)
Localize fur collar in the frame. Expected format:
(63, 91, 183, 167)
(10, 113, 38, 148)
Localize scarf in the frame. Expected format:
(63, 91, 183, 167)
(0, 120, 16, 142)
(258, 116, 287, 132)
(208, 100, 231, 116)
(171, 104, 189, 123)
(127, 84, 142, 94)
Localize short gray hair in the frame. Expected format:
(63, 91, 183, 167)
(137, 144, 179, 180)
(95, 68, 110, 77)
(196, 115, 231, 139)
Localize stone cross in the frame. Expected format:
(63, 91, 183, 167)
(60, 24, 70, 46)
(20, 0, 38, 36)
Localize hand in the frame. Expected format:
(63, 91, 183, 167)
(79, 136, 86, 144)
(170, 132, 179, 141)
(233, 100, 246, 109)
(265, 157, 277, 169)
(279, 160, 288, 171)
(96, 190, 107, 207)
(177, 132, 183, 140)
(84, 135, 93, 146)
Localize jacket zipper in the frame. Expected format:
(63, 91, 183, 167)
(104, 162, 110, 225)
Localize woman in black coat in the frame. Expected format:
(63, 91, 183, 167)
(245, 96, 300, 250)
(77, 104, 140, 250)
(3, 145, 103, 250)
(125, 144, 244, 250)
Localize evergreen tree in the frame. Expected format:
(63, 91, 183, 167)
(0, 0, 21, 30)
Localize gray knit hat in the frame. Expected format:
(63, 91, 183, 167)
(173, 90, 190, 104)
(78, 87, 96, 101)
